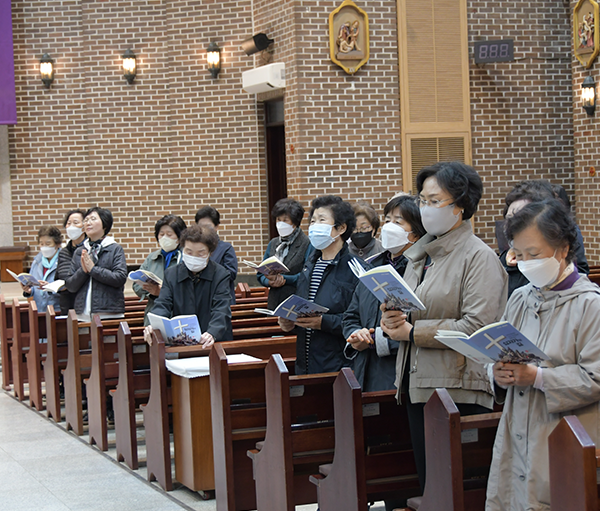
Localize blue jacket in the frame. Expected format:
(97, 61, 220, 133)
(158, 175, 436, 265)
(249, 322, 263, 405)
(24, 251, 62, 313)
(294, 243, 363, 375)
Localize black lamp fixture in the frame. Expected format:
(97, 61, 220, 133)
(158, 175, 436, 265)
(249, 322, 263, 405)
(582, 75, 596, 116)
(207, 41, 222, 78)
(241, 33, 274, 56)
(39, 53, 55, 88)
(122, 49, 137, 84)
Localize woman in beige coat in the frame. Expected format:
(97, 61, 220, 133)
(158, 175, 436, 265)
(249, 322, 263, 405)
(381, 161, 508, 493)
(486, 199, 600, 511)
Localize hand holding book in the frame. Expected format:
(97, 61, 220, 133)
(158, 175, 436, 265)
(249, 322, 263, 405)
(493, 362, 538, 387)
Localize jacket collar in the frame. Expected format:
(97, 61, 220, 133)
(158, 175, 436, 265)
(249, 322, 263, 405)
(310, 242, 349, 267)
(403, 233, 435, 264)
(422, 221, 473, 259)
(175, 259, 216, 283)
(84, 235, 116, 251)
(521, 273, 600, 310)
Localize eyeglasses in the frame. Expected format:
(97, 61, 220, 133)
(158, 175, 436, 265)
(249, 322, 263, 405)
(353, 226, 373, 234)
(83, 216, 99, 224)
(416, 197, 454, 208)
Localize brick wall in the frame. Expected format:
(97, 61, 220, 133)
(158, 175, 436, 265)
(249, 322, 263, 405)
(468, 1, 575, 250)
(571, 0, 600, 265)
(9, 1, 584, 271)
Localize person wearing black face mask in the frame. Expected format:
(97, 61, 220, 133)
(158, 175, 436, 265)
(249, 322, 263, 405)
(348, 202, 383, 260)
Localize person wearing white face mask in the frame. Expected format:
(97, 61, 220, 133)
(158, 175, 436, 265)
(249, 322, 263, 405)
(256, 198, 311, 310)
(56, 209, 87, 312)
(379, 161, 508, 493)
(147, 225, 233, 348)
(133, 215, 187, 325)
(278, 195, 363, 375)
(22, 226, 63, 313)
(486, 199, 600, 511)
(343, 195, 426, 396)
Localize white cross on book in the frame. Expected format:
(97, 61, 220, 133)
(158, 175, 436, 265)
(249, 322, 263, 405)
(371, 276, 390, 296)
(174, 319, 189, 334)
(282, 304, 297, 318)
(484, 332, 506, 350)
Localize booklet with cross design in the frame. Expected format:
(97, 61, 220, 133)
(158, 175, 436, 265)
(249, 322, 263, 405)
(147, 312, 202, 346)
(434, 321, 549, 365)
(254, 294, 329, 322)
(347, 260, 426, 312)
(242, 256, 290, 276)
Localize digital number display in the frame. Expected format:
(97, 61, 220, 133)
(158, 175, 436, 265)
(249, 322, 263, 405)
(474, 39, 514, 64)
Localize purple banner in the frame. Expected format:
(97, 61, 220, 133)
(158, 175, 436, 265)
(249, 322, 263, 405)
(0, 0, 16, 125)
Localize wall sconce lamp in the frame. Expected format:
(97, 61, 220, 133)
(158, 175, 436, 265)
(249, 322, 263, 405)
(39, 53, 55, 88)
(241, 33, 274, 56)
(582, 75, 596, 116)
(207, 42, 222, 79)
(122, 49, 137, 84)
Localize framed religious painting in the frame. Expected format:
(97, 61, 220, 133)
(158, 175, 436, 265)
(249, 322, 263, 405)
(329, 0, 369, 75)
(574, 0, 600, 68)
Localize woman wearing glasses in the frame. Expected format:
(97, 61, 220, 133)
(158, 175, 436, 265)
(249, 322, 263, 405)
(149, 225, 233, 347)
(347, 201, 383, 260)
(380, 161, 508, 492)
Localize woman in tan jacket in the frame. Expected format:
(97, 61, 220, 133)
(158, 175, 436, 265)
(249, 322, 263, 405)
(381, 161, 508, 492)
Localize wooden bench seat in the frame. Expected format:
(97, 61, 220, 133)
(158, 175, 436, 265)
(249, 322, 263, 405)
(43, 305, 68, 422)
(309, 368, 420, 510)
(549, 415, 600, 511)
(405, 389, 501, 511)
(247, 353, 336, 511)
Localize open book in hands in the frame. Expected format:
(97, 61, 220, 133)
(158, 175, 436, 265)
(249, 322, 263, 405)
(434, 321, 549, 365)
(242, 256, 290, 276)
(254, 294, 329, 321)
(128, 269, 163, 286)
(147, 312, 202, 346)
(347, 260, 426, 312)
(7, 269, 65, 293)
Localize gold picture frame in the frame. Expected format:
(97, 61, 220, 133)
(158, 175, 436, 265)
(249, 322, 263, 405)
(574, 0, 599, 68)
(329, 0, 369, 75)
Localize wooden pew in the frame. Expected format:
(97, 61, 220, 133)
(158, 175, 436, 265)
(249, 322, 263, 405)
(247, 354, 336, 511)
(26, 300, 48, 411)
(10, 297, 31, 401)
(43, 305, 68, 422)
(111, 321, 150, 470)
(0, 294, 14, 390)
(210, 342, 298, 511)
(405, 389, 501, 511)
(142, 331, 297, 492)
(549, 415, 600, 511)
(309, 368, 420, 511)
(87, 313, 145, 451)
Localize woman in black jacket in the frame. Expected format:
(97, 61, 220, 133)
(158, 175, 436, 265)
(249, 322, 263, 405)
(66, 207, 127, 321)
(256, 198, 311, 310)
(342, 195, 425, 392)
(56, 209, 87, 313)
(278, 195, 362, 375)
(150, 225, 232, 346)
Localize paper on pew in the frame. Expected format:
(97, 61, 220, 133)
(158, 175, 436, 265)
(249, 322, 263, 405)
(165, 353, 261, 378)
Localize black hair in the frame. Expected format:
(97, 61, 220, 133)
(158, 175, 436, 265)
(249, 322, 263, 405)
(62, 209, 86, 228)
(383, 195, 426, 239)
(504, 199, 577, 263)
(271, 198, 305, 227)
(179, 225, 219, 253)
(352, 202, 381, 234)
(416, 161, 482, 221)
(85, 207, 113, 235)
(154, 215, 187, 241)
(309, 195, 356, 242)
(38, 226, 62, 246)
(195, 206, 220, 226)
(552, 184, 572, 212)
(503, 180, 554, 218)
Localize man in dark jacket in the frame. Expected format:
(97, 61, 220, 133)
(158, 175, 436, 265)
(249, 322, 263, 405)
(150, 225, 233, 345)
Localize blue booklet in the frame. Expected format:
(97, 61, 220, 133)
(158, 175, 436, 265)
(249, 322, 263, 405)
(242, 256, 289, 276)
(128, 269, 163, 286)
(347, 260, 426, 312)
(435, 321, 549, 365)
(254, 294, 329, 321)
(148, 312, 202, 346)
